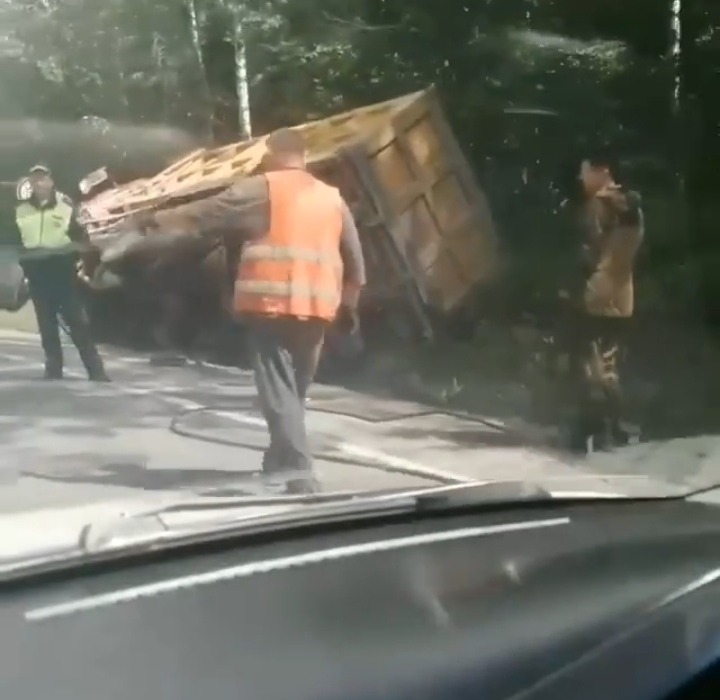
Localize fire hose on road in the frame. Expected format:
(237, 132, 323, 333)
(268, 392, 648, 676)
(168, 398, 476, 489)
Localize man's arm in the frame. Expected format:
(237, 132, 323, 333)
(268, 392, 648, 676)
(338, 201, 366, 309)
(608, 189, 644, 265)
(50, 192, 87, 245)
(67, 207, 90, 246)
(596, 187, 643, 234)
(152, 175, 269, 240)
(615, 190, 643, 228)
(97, 176, 271, 262)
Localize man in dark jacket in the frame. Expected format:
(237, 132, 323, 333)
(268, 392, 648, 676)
(13, 165, 109, 381)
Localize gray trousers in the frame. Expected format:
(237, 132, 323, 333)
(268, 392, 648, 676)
(247, 316, 326, 475)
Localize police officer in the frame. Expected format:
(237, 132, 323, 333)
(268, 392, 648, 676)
(565, 152, 644, 452)
(108, 129, 366, 493)
(14, 165, 110, 382)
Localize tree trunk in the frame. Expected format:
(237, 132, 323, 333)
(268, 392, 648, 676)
(232, 9, 252, 140)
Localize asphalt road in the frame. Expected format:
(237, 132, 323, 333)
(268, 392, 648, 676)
(0, 319, 718, 548)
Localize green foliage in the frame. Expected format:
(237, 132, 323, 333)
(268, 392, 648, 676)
(0, 0, 716, 315)
(0, 0, 678, 136)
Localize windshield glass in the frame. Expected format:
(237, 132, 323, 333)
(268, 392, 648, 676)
(0, 0, 717, 563)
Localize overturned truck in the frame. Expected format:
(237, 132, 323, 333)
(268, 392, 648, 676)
(77, 87, 501, 362)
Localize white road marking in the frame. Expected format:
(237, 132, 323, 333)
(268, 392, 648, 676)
(337, 443, 472, 484)
(24, 516, 570, 622)
(97, 348, 247, 374)
(0, 353, 87, 381)
(214, 409, 266, 428)
(0, 353, 35, 362)
(0, 363, 43, 373)
(106, 355, 148, 365)
(0, 331, 39, 343)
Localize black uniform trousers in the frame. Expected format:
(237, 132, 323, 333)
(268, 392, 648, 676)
(22, 254, 105, 378)
(246, 316, 326, 476)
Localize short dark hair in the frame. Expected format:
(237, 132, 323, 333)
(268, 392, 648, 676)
(265, 128, 305, 157)
(584, 146, 617, 173)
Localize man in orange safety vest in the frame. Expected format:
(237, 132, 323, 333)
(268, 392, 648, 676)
(105, 129, 366, 494)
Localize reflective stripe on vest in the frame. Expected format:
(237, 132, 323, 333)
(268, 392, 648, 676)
(234, 170, 343, 321)
(15, 199, 73, 250)
(240, 244, 340, 266)
(235, 280, 341, 302)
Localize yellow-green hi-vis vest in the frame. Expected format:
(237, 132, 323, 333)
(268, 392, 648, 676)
(15, 198, 73, 250)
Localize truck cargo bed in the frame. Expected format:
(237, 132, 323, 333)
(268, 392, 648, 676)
(78, 88, 500, 343)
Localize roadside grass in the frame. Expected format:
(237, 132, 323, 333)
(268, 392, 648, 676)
(345, 323, 535, 421)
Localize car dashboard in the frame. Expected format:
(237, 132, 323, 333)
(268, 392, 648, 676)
(2, 499, 720, 699)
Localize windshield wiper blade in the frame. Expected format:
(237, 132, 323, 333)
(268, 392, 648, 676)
(411, 481, 554, 509)
(153, 481, 559, 515)
(76, 488, 397, 553)
(0, 481, 629, 576)
(76, 481, 562, 554)
(0, 475, 654, 581)
(87, 481, 551, 528)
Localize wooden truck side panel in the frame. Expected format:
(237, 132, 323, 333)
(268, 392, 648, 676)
(312, 150, 434, 339)
(361, 88, 499, 313)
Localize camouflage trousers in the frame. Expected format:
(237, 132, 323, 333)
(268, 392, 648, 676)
(566, 315, 629, 451)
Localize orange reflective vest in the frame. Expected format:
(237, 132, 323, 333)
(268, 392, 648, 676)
(234, 170, 344, 321)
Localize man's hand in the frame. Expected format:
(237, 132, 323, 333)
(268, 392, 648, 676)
(335, 304, 360, 335)
(100, 230, 146, 265)
(77, 260, 105, 289)
(76, 260, 123, 291)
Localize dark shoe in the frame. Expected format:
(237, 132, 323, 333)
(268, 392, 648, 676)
(611, 426, 630, 448)
(88, 370, 111, 383)
(568, 434, 590, 455)
(592, 418, 631, 453)
(612, 419, 640, 447)
(591, 431, 616, 453)
(150, 352, 188, 367)
(44, 365, 63, 380)
(566, 423, 591, 455)
(260, 470, 318, 495)
(284, 477, 320, 495)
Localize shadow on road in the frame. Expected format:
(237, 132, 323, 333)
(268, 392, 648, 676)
(0, 377, 174, 440)
(23, 461, 244, 492)
(385, 424, 541, 450)
(0, 362, 265, 496)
